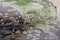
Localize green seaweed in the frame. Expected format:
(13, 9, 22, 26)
(4, 0, 20, 1)
(16, 0, 29, 5)
(4, 0, 29, 5)
(26, 10, 48, 26)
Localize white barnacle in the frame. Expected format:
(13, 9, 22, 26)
(7, 9, 16, 11)
(23, 31, 27, 34)
(0, 13, 3, 16)
(15, 17, 18, 19)
(9, 17, 16, 22)
(15, 30, 20, 34)
(15, 13, 18, 14)
(0, 19, 3, 21)
(1, 22, 4, 24)
(19, 16, 21, 18)
(4, 15, 8, 17)
(10, 17, 14, 19)
(17, 20, 19, 22)
(4, 13, 9, 15)
(44, 37, 48, 39)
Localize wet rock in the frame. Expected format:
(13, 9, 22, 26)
(0, 0, 58, 40)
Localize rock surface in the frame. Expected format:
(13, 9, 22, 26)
(0, 0, 59, 40)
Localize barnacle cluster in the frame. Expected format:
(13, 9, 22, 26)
(0, 0, 57, 40)
(0, 6, 34, 40)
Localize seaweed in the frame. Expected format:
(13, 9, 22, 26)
(16, 0, 29, 6)
(4, 0, 29, 5)
(23, 10, 48, 26)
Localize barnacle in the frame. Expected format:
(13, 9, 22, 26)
(0, 6, 34, 40)
(0, 0, 57, 40)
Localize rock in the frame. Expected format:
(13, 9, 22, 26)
(0, 0, 58, 40)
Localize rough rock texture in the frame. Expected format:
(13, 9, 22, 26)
(0, 6, 27, 40)
(0, 6, 22, 24)
(0, 0, 59, 40)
